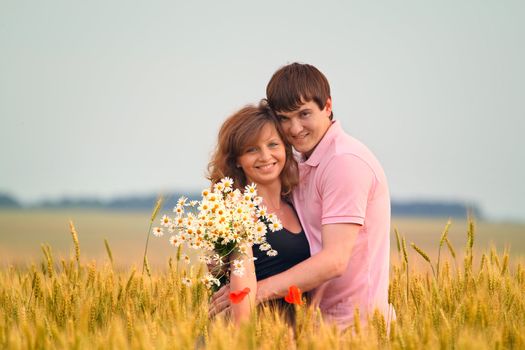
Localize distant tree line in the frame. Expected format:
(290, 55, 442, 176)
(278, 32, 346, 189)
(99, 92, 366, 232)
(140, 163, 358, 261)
(0, 192, 483, 219)
(391, 200, 483, 219)
(0, 193, 21, 208)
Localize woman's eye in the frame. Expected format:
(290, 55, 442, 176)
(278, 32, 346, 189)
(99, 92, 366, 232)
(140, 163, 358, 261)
(269, 142, 279, 148)
(246, 147, 257, 153)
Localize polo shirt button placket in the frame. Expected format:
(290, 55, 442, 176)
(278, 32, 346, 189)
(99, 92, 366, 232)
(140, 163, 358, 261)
(298, 163, 311, 201)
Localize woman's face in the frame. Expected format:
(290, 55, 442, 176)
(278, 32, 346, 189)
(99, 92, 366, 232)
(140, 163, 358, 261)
(237, 123, 286, 187)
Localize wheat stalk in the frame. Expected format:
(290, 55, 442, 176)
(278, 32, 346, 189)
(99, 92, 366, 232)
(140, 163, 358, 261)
(142, 196, 164, 276)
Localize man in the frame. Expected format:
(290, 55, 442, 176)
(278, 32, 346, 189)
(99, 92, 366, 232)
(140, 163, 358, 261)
(212, 63, 392, 329)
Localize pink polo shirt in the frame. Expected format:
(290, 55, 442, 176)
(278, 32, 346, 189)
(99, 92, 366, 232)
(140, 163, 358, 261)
(293, 121, 392, 328)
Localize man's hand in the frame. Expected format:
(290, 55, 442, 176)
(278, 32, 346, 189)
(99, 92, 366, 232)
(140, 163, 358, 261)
(252, 223, 360, 302)
(209, 284, 231, 317)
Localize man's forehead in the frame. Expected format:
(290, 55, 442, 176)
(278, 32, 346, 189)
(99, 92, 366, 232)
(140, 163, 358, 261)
(276, 102, 314, 117)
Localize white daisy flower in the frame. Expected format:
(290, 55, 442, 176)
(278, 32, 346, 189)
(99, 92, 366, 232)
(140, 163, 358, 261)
(254, 222, 267, 236)
(232, 259, 244, 269)
(267, 249, 278, 257)
(198, 202, 210, 212)
(173, 205, 184, 216)
(269, 221, 283, 232)
(152, 227, 164, 237)
(212, 254, 222, 265)
(190, 239, 204, 249)
(233, 267, 245, 277)
(230, 189, 241, 201)
(257, 205, 268, 218)
(181, 277, 192, 287)
(169, 235, 182, 247)
(238, 244, 249, 255)
(214, 182, 225, 193)
(220, 177, 234, 191)
(244, 184, 257, 196)
(182, 254, 191, 264)
(231, 259, 245, 276)
(177, 196, 188, 207)
(189, 200, 198, 207)
(201, 188, 211, 198)
(211, 277, 220, 287)
(201, 274, 220, 289)
(259, 242, 271, 251)
(160, 215, 171, 227)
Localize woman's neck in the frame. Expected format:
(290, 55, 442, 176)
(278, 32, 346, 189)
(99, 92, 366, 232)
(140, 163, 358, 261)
(254, 181, 282, 209)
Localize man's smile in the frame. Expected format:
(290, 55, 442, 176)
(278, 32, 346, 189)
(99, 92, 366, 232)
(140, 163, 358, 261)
(292, 132, 309, 140)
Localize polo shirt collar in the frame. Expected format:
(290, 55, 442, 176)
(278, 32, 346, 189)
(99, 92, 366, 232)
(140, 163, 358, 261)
(303, 120, 340, 167)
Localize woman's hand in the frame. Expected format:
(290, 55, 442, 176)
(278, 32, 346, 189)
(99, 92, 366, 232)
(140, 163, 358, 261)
(209, 284, 231, 317)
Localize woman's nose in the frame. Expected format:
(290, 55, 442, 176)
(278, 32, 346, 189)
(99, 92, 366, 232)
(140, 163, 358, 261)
(259, 147, 272, 161)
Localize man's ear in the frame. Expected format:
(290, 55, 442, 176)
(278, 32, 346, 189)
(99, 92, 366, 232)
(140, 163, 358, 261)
(324, 98, 333, 114)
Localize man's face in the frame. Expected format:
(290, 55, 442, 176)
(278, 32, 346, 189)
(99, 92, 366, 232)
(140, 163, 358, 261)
(276, 99, 332, 158)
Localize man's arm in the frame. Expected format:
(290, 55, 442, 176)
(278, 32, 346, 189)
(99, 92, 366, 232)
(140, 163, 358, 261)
(210, 154, 375, 315)
(209, 223, 359, 316)
(255, 222, 360, 303)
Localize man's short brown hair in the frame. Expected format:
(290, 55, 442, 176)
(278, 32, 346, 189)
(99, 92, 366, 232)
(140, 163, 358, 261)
(266, 63, 333, 119)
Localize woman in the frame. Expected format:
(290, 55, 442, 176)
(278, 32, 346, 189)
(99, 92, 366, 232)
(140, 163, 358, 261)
(207, 100, 310, 324)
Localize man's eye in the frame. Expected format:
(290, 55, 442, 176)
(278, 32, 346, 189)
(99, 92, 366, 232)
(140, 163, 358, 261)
(300, 111, 310, 118)
(278, 116, 289, 122)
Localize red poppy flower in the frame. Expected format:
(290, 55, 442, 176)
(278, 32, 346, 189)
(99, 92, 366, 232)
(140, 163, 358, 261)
(229, 287, 251, 304)
(284, 285, 303, 305)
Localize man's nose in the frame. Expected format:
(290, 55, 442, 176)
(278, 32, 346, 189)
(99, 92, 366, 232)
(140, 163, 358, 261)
(289, 118, 303, 135)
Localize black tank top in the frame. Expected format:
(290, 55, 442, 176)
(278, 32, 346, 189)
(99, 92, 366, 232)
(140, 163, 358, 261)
(252, 220, 310, 324)
(252, 225, 310, 281)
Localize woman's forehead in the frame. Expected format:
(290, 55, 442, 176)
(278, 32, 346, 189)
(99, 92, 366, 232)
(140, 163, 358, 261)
(246, 123, 280, 144)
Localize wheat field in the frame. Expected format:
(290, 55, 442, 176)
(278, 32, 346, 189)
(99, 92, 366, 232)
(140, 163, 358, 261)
(0, 211, 524, 349)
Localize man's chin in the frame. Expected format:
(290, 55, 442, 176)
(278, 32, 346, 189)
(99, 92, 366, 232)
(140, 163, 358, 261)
(293, 144, 312, 154)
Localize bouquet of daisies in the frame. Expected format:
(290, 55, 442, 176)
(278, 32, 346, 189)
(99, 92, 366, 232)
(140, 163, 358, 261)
(153, 177, 282, 290)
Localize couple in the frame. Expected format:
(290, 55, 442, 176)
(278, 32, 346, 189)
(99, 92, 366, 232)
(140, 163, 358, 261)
(207, 63, 392, 330)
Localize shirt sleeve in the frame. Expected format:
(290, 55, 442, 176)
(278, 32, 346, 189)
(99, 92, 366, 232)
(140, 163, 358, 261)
(319, 153, 376, 226)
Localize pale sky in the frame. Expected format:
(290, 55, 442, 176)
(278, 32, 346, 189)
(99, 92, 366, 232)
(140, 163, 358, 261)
(1, 1, 524, 221)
